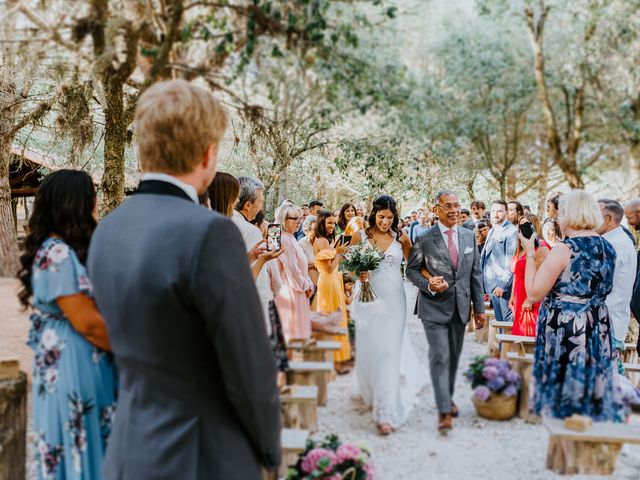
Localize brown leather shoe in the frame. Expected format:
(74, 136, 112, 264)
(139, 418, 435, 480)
(451, 402, 459, 418)
(438, 414, 453, 432)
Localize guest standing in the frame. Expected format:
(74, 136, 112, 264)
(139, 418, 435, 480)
(337, 202, 357, 233)
(17, 170, 117, 480)
(523, 189, 622, 421)
(596, 199, 637, 366)
(275, 203, 314, 340)
(208, 171, 239, 217)
(481, 200, 518, 323)
(542, 218, 561, 248)
(298, 215, 318, 285)
(88, 80, 281, 478)
(313, 211, 351, 373)
(509, 214, 550, 336)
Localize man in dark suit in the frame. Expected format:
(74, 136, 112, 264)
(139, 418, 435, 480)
(88, 80, 281, 479)
(406, 190, 485, 432)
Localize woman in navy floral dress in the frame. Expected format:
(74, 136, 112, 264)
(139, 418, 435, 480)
(521, 190, 623, 421)
(17, 170, 117, 479)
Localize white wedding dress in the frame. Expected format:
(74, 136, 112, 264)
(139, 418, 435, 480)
(351, 237, 427, 428)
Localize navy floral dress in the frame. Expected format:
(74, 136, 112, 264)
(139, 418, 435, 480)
(532, 236, 623, 421)
(28, 238, 118, 479)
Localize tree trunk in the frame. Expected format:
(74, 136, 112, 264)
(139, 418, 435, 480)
(0, 139, 19, 276)
(100, 77, 127, 215)
(629, 140, 640, 193)
(537, 152, 550, 215)
(0, 369, 27, 480)
(505, 171, 517, 200)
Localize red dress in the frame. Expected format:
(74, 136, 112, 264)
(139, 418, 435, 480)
(510, 241, 550, 337)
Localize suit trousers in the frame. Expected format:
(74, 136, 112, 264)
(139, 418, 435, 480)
(422, 310, 467, 414)
(490, 295, 513, 323)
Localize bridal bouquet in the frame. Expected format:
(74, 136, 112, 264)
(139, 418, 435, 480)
(339, 243, 385, 303)
(287, 434, 375, 479)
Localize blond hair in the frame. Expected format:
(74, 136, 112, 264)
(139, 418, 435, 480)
(135, 79, 228, 174)
(276, 203, 302, 233)
(558, 189, 603, 231)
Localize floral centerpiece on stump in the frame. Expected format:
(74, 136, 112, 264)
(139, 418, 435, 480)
(287, 434, 375, 479)
(339, 243, 385, 302)
(465, 355, 522, 420)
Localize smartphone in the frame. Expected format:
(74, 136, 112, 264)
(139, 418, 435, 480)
(520, 222, 534, 239)
(338, 235, 352, 246)
(267, 224, 282, 251)
(520, 222, 539, 247)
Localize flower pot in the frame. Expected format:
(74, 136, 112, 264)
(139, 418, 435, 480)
(472, 393, 517, 420)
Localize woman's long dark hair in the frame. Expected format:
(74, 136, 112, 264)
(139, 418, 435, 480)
(208, 171, 240, 217)
(366, 195, 402, 240)
(17, 170, 97, 308)
(314, 210, 336, 243)
(337, 202, 355, 231)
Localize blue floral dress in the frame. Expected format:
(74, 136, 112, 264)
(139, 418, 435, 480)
(532, 236, 623, 421)
(27, 238, 118, 480)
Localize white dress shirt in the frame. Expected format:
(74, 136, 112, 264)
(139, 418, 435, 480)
(603, 226, 637, 343)
(141, 172, 199, 203)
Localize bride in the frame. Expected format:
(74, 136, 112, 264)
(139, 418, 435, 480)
(350, 195, 427, 435)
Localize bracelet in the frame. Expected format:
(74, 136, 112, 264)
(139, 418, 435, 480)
(526, 252, 535, 258)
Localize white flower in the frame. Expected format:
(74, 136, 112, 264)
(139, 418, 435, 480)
(48, 243, 69, 264)
(41, 329, 58, 349)
(44, 368, 58, 385)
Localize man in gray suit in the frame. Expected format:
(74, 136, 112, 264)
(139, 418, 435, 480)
(480, 200, 518, 323)
(88, 80, 281, 479)
(406, 190, 485, 432)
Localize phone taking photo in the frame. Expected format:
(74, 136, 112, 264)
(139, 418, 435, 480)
(520, 222, 535, 239)
(337, 235, 352, 247)
(267, 224, 282, 251)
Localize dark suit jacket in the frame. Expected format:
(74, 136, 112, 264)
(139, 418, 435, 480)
(88, 180, 281, 479)
(406, 224, 484, 324)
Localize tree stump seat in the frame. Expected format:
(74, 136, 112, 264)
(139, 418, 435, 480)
(506, 351, 534, 420)
(280, 385, 319, 431)
(496, 333, 536, 360)
(288, 340, 341, 363)
(0, 358, 27, 480)
(262, 428, 310, 480)
(622, 343, 638, 364)
(286, 361, 333, 406)
(544, 417, 640, 475)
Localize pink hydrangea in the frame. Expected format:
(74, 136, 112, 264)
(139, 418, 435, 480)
(363, 462, 376, 478)
(301, 448, 337, 474)
(336, 443, 362, 463)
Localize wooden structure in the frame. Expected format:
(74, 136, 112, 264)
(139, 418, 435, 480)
(288, 339, 341, 363)
(544, 418, 640, 475)
(281, 385, 318, 431)
(286, 361, 333, 406)
(506, 351, 534, 420)
(496, 334, 536, 360)
(0, 358, 27, 480)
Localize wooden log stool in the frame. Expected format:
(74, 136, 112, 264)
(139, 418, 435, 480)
(288, 339, 341, 363)
(0, 358, 27, 480)
(622, 342, 638, 364)
(623, 362, 640, 388)
(286, 361, 333, 406)
(496, 334, 536, 360)
(544, 417, 640, 475)
(280, 385, 319, 432)
(262, 428, 310, 480)
(506, 351, 534, 421)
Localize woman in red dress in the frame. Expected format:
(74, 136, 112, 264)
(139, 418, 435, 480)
(509, 214, 550, 336)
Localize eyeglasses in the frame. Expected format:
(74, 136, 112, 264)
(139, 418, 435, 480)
(436, 203, 460, 211)
(286, 216, 302, 220)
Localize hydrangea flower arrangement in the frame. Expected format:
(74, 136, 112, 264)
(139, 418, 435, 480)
(287, 434, 375, 480)
(464, 355, 522, 402)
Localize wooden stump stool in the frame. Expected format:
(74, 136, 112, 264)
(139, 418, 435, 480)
(544, 418, 640, 475)
(286, 361, 333, 406)
(0, 358, 27, 480)
(506, 351, 534, 420)
(496, 334, 535, 360)
(281, 385, 319, 432)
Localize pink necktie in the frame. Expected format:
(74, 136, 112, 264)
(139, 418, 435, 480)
(446, 229, 458, 269)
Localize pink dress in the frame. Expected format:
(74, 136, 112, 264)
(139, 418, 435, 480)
(276, 232, 315, 340)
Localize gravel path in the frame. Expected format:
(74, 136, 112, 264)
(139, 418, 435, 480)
(315, 284, 640, 480)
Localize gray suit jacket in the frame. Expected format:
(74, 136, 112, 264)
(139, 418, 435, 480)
(406, 224, 484, 324)
(88, 181, 281, 479)
(480, 221, 518, 297)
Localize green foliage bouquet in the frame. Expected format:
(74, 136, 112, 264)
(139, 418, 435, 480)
(339, 243, 385, 302)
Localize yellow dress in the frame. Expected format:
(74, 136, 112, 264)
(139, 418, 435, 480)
(314, 248, 351, 362)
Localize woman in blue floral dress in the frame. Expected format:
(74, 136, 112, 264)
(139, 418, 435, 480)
(520, 189, 623, 421)
(17, 170, 118, 479)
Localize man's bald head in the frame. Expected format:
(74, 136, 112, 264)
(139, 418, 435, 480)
(624, 198, 640, 230)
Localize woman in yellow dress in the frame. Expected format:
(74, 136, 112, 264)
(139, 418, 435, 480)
(313, 210, 351, 373)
